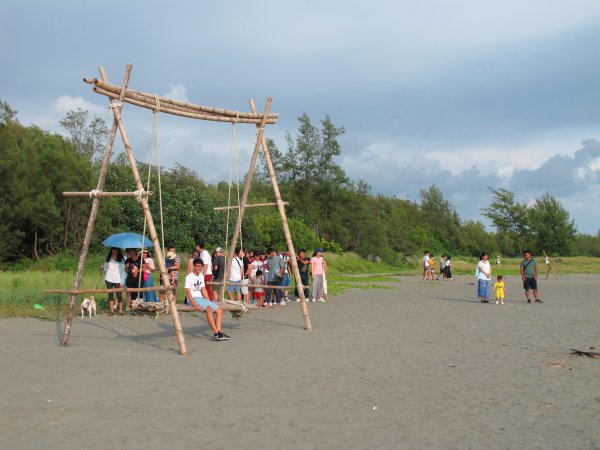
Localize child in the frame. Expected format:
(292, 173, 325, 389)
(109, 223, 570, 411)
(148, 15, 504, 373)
(493, 275, 506, 305)
(254, 270, 265, 308)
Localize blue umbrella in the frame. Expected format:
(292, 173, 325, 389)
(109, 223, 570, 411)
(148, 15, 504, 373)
(102, 232, 153, 249)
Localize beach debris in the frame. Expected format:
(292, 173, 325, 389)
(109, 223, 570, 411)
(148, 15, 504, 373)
(545, 362, 565, 368)
(372, 406, 378, 410)
(33, 304, 45, 310)
(570, 349, 600, 358)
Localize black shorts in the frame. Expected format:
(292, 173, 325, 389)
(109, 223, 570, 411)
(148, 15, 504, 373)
(523, 277, 537, 290)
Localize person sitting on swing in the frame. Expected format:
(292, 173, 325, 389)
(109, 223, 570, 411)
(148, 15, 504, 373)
(185, 258, 230, 341)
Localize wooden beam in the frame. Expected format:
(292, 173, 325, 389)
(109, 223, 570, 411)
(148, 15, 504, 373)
(213, 201, 288, 211)
(63, 191, 153, 197)
(84, 77, 279, 122)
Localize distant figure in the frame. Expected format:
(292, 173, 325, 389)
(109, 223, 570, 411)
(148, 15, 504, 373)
(195, 241, 213, 302)
(476, 252, 492, 303)
(438, 254, 446, 280)
(211, 247, 226, 301)
(310, 248, 327, 302)
(444, 256, 453, 280)
(295, 249, 310, 301)
(496, 255, 501, 265)
(124, 248, 142, 310)
(254, 269, 265, 308)
(165, 244, 180, 302)
(493, 275, 506, 305)
(422, 251, 431, 280)
(520, 250, 542, 303)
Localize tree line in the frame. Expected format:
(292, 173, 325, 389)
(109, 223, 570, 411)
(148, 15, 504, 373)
(1, 99, 598, 265)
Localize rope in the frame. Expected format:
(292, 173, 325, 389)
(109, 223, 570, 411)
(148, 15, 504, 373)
(133, 189, 145, 202)
(108, 102, 123, 109)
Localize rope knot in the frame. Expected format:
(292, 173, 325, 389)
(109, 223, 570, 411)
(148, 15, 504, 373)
(108, 102, 123, 109)
(133, 189, 145, 203)
(153, 94, 161, 114)
(89, 189, 102, 198)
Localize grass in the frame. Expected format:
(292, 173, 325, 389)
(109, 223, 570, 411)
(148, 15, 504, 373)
(1, 252, 598, 319)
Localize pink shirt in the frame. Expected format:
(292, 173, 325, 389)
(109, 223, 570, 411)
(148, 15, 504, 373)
(311, 256, 325, 275)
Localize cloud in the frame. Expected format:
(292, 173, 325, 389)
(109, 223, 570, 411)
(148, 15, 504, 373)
(52, 95, 105, 116)
(162, 84, 189, 103)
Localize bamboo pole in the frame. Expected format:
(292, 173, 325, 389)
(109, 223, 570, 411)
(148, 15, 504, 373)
(46, 286, 176, 295)
(251, 99, 313, 331)
(101, 67, 188, 356)
(221, 99, 272, 300)
(213, 201, 288, 211)
(84, 77, 279, 121)
(61, 65, 132, 348)
(91, 86, 276, 125)
(63, 191, 153, 197)
(176, 303, 258, 313)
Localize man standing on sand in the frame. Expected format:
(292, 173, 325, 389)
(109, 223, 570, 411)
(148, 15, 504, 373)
(195, 241, 213, 301)
(185, 258, 230, 341)
(520, 250, 542, 304)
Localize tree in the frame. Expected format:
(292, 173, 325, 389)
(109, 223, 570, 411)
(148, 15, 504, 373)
(419, 185, 462, 250)
(527, 193, 576, 255)
(481, 188, 529, 254)
(0, 99, 18, 125)
(60, 108, 109, 161)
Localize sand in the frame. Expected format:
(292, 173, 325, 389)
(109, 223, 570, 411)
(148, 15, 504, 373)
(1, 274, 600, 449)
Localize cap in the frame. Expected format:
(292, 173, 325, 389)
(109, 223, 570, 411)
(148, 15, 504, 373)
(215, 247, 224, 252)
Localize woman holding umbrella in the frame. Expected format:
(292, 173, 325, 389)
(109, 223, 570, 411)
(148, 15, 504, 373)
(101, 247, 126, 316)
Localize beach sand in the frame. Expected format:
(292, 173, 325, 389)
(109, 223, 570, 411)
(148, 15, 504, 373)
(1, 274, 599, 449)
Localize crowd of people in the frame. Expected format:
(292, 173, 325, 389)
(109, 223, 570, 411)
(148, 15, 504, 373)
(421, 251, 453, 281)
(101, 241, 330, 316)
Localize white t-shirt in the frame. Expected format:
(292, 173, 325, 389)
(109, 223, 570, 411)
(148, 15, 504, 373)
(477, 260, 491, 280)
(200, 249, 212, 275)
(423, 255, 430, 268)
(229, 257, 243, 281)
(184, 272, 205, 298)
(105, 260, 121, 284)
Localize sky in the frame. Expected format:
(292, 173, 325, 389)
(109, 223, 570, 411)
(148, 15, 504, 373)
(2, 0, 600, 233)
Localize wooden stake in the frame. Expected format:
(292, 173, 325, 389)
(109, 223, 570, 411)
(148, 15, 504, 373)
(61, 65, 132, 348)
(221, 99, 272, 300)
(101, 67, 188, 356)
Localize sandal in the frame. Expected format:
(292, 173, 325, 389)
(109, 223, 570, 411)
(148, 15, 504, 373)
(109, 311, 115, 316)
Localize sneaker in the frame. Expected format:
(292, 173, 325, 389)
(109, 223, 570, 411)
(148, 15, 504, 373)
(527, 299, 531, 303)
(500, 301, 504, 305)
(535, 299, 543, 303)
(496, 301, 499, 304)
(219, 331, 230, 340)
(296, 298, 300, 302)
(318, 297, 326, 302)
(280, 300, 286, 306)
(213, 331, 230, 341)
(311, 298, 316, 303)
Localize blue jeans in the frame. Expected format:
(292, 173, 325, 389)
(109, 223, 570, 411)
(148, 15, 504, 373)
(266, 279, 283, 304)
(144, 274, 157, 302)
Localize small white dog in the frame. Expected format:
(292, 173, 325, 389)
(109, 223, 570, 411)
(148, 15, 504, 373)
(80, 295, 97, 318)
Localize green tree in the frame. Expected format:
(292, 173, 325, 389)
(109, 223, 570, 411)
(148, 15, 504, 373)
(481, 188, 529, 254)
(60, 108, 109, 161)
(527, 193, 576, 255)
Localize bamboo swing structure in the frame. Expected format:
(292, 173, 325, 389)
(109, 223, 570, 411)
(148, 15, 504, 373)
(58, 64, 312, 356)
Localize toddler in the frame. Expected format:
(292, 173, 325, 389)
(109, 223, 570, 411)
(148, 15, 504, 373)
(254, 270, 265, 308)
(493, 275, 506, 305)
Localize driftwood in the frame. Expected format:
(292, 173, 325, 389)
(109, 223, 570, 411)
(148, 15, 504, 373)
(570, 349, 600, 358)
